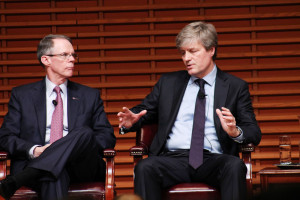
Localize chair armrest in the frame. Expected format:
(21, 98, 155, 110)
(0, 152, 8, 160)
(239, 144, 254, 200)
(103, 148, 116, 158)
(130, 144, 148, 156)
(130, 144, 149, 167)
(103, 148, 116, 200)
(0, 151, 8, 180)
(239, 143, 254, 153)
(239, 143, 254, 177)
(129, 123, 157, 165)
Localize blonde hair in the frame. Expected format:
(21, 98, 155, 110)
(176, 21, 218, 60)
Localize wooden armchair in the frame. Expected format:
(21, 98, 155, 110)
(130, 124, 255, 200)
(0, 149, 116, 200)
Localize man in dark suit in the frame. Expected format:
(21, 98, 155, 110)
(117, 21, 261, 200)
(0, 34, 116, 200)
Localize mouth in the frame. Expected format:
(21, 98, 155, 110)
(186, 64, 194, 70)
(67, 67, 74, 71)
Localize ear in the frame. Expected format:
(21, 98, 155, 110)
(209, 47, 215, 57)
(41, 55, 51, 67)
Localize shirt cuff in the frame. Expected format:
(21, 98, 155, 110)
(231, 126, 244, 143)
(29, 145, 41, 159)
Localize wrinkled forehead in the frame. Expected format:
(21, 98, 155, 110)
(52, 38, 74, 52)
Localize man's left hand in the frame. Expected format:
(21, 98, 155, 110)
(216, 107, 240, 137)
(33, 144, 50, 158)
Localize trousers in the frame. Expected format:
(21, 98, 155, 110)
(25, 127, 105, 200)
(134, 150, 247, 200)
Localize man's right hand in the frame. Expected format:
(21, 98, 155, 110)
(33, 144, 50, 158)
(117, 107, 147, 129)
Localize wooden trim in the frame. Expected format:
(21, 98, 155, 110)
(1, 25, 299, 40)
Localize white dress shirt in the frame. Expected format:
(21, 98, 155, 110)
(29, 76, 69, 158)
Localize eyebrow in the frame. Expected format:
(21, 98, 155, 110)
(181, 47, 198, 51)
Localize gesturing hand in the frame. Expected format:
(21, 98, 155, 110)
(117, 107, 147, 129)
(216, 107, 240, 137)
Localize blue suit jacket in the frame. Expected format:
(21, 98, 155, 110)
(129, 68, 261, 156)
(0, 79, 116, 175)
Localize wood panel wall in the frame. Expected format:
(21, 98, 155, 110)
(1, 0, 300, 195)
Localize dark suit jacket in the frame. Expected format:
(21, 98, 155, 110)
(0, 79, 116, 175)
(129, 68, 261, 156)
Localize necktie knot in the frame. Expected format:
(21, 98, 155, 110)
(54, 86, 61, 94)
(195, 79, 205, 90)
(195, 79, 206, 99)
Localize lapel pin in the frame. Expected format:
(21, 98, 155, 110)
(72, 97, 79, 100)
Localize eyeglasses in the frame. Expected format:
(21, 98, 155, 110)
(46, 52, 78, 60)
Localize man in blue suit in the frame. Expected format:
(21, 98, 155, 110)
(0, 34, 116, 200)
(118, 21, 261, 200)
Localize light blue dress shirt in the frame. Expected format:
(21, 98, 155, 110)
(166, 65, 243, 154)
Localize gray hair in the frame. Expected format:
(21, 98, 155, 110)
(176, 21, 218, 60)
(37, 34, 72, 67)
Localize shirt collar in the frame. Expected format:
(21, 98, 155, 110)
(45, 76, 68, 97)
(190, 64, 217, 86)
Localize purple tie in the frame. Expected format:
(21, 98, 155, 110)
(189, 79, 206, 169)
(50, 86, 63, 144)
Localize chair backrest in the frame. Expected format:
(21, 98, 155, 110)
(136, 123, 158, 151)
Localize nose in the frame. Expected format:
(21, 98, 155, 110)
(183, 51, 192, 61)
(69, 54, 76, 62)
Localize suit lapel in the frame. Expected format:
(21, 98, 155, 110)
(31, 80, 47, 141)
(166, 71, 190, 133)
(171, 72, 190, 112)
(67, 81, 79, 132)
(214, 68, 229, 135)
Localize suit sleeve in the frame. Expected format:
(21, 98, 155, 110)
(0, 88, 35, 158)
(126, 75, 163, 132)
(234, 81, 261, 146)
(91, 90, 116, 152)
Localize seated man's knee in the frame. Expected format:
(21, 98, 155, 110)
(73, 126, 94, 140)
(134, 158, 156, 176)
(224, 156, 247, 176)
